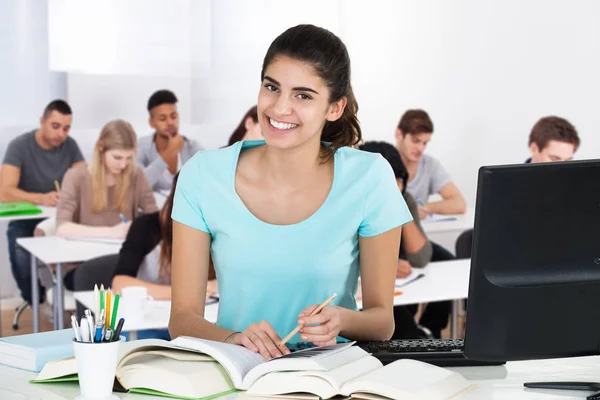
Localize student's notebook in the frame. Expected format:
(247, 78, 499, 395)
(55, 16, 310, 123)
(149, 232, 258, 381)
(0, 202, 42, 217)
(32, 337, 358, 400)
(0, 329, 74, 372)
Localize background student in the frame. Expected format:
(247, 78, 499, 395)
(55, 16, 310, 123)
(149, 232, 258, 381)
(526, 116, 580, 163)
(137, 90, 203, 193)
(169, 24, 411, 360)
(395, 109, 466, 219)
(56, 119, 157, 240)
(227, 106, 263, 146)
(0, 99, 84, 306)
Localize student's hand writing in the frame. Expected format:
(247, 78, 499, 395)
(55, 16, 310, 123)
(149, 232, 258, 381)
(397, 259, 412, 278)
(232, 320, 290, 360)
(112, 221, 132, 239)
(297, 305, 342, 347)
(418, 205, 430, 219)
(41, 191, 60, 206)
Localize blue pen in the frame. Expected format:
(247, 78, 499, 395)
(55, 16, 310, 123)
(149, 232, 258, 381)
(119, 213, 127, 223)
(94, 309, 106, 343)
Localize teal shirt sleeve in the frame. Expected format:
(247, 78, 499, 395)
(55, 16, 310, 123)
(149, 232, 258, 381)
(171, 156, 211, 233)
(359, 155, 413, 237)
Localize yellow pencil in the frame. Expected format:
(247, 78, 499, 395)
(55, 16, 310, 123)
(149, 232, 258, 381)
(279, 293, 337, 347)
(105, 289, 111, 329)
(54, 180, 60, 192)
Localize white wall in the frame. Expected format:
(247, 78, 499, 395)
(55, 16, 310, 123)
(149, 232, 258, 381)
(2, 0, 600, 298)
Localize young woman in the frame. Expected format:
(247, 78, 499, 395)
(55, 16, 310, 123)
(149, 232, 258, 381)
(169, 25, 412, 360)
(111, 173, 217, 301)
(227, 106, 262, 146)
(56, 119, 157, 239)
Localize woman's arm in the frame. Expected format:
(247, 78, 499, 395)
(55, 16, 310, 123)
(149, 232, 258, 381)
(168, 221, 233, 341)
(425, 182, 467, 215)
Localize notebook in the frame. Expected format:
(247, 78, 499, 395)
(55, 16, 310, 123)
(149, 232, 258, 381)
(32, 337, 358, 399)
(0, 329, 74, 372)
(0, 202, 42, 217)
(32, 337, 474, 399)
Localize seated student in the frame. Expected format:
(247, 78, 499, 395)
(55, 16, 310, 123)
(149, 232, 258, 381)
(111, 173, 217, 301)
(110, 173, 217, 340)
(360, 141, 450, 339)
(395, 109, 466, 219)
(138, 90, 203, 193)
(170, 24, 412, 360)
(0, 99, 84, 306)
(56, 119, 158, 241)
(227, 106, 263, 146)
(526, 116, 580, 163)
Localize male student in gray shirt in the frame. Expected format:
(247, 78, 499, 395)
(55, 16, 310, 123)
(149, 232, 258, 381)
(395, 109, 467, 219)
(138, 90, 202, 193)
(0, 99, 85, 305)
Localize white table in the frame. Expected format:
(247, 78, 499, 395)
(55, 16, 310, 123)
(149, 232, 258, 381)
(422, 207, 475, 254)
(16, 236, 122, 333)
(3, 355, 600, 399)
(73, 292, 219, 337)
(75, 259, 470, 340)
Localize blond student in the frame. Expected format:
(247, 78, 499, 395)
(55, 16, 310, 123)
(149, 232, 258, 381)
(56, 119, 157, 239)
(169, 24, 412, 360)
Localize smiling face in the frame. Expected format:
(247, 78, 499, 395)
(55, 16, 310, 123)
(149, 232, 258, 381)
(103, 148, 136, 176)
(257, 56, 345, 151)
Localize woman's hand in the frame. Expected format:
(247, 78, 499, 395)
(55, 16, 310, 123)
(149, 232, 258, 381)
(297, 305, 342, 347)
(396, 259, 412, 278)
(231, 321, 291, 360)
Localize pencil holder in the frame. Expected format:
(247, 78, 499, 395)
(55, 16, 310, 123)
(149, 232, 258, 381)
(73, 336, 124, 400)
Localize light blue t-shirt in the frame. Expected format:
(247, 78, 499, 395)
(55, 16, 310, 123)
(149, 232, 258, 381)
(172, 140, 412, 343)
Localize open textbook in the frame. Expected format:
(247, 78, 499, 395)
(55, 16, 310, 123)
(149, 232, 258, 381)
(32, 336, 473, 400)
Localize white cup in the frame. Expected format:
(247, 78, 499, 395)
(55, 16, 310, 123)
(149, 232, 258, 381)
(73, 336, 123, 400)
(120, 286, 153, 324)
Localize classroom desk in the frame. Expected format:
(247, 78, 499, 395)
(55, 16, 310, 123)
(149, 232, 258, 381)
(421, 207, 475, 254)
(75, 258, 470, 340)
(16, 236, 122, 333)
(3, 355, 600, 399)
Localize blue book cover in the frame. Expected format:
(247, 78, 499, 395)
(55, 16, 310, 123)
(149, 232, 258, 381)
(0, 329, 74, 372)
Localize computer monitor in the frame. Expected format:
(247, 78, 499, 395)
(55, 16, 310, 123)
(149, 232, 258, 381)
(463, 160, 600, 395)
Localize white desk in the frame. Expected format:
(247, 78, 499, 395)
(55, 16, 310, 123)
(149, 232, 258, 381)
(3, 355, 600, 399)
(73, 292, 219, 335)
(422, 207, 475, 254)
(74, 259, 470, 340)
(16, 236, 122, 333)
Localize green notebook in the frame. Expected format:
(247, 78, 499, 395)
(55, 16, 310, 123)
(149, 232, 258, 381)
(0, 202, 42, 217)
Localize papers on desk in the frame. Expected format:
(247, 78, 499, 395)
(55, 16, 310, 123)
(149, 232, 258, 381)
(421, 213, 458, 223)
(395, 270, 425, 289)
(64, 237, 124, 245)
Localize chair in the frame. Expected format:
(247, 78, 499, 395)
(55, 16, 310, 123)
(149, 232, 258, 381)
(72, 254, 119, 318)
(455, 229, 474, 259)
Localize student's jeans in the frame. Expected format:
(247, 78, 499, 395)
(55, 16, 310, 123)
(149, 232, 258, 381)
(7, 218, 45, 305)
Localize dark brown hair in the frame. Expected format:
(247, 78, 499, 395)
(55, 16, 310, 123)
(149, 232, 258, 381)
(397, 109, 434, 136)
(261, 24, 361, 158)
(528, 116, 580, 151)
(228, 106, 258, 146)
(158, 173, 215, 281)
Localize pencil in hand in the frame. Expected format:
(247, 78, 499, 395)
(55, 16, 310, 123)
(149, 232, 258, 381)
(279, 293, 337, 347)
(54, 180, 60, 192)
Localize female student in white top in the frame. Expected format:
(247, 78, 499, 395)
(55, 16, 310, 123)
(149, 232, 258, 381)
(169, 24, 412, 360)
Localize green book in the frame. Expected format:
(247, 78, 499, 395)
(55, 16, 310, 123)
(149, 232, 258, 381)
(0, 202, 42, 217)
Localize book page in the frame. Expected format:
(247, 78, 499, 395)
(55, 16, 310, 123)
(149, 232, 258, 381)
(341, 359, 471, 400)
(247, 352, 382, 399)
(171, 336, 265, 388)
(116, 354, 235, 399)
(241, 343, 362, 390)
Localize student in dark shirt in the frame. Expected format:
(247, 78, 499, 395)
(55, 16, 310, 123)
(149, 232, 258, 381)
(111, 173, 216, 339)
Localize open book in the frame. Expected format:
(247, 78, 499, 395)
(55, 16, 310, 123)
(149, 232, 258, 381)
(32, 336, 359, 399)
